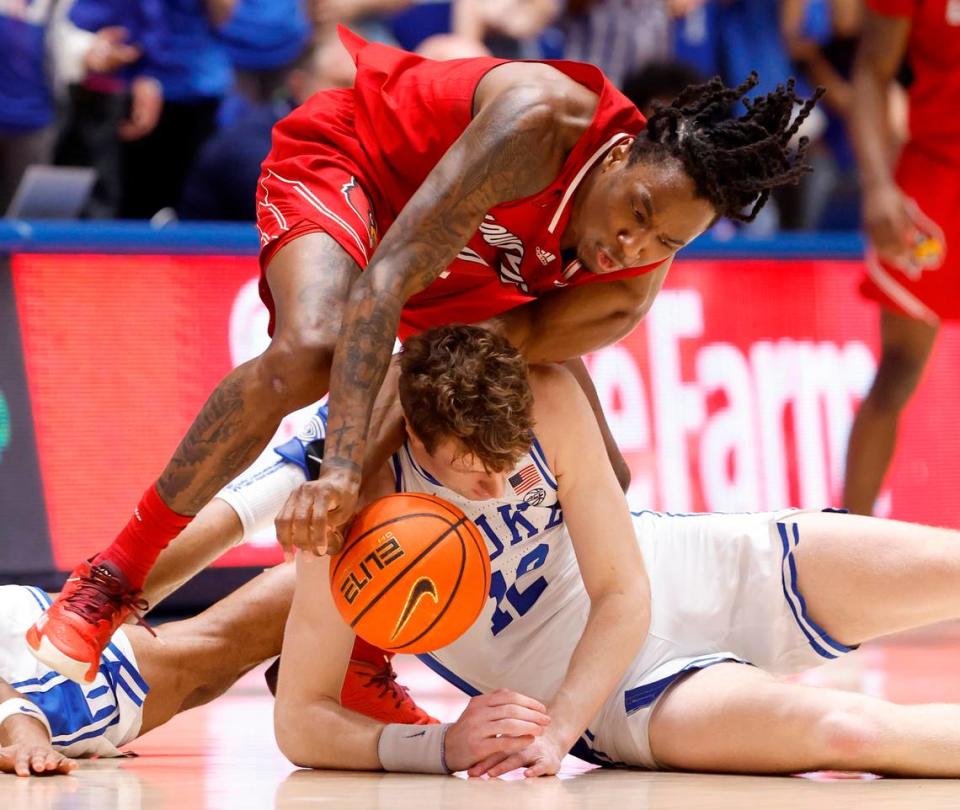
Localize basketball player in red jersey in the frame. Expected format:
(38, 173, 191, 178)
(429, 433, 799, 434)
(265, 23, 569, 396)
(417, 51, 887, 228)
(843, 1, 960, 514)
(27, 29, 821, 685)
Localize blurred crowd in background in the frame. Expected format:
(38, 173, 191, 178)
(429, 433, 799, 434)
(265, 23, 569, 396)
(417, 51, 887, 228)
(0, 0, 900, 234)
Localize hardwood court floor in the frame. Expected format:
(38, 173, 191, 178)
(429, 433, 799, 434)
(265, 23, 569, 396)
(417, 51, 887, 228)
(6, 627, 960, 810)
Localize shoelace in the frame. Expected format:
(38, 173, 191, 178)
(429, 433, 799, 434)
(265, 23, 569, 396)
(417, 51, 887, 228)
(362, 662, 412, 710)
(63, 566, 156, 637)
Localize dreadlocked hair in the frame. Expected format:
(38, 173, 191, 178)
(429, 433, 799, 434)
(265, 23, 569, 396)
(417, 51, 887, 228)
(630, 73, 825, 222)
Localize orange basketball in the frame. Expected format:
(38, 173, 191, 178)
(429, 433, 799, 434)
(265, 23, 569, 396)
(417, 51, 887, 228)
(329, 493, 491, 654)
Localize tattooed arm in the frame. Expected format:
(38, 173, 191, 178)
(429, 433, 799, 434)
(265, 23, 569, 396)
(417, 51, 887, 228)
(278, 63, 598, 555)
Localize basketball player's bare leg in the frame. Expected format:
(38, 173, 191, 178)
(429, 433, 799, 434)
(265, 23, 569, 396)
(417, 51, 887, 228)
(649, 663, 960, 775)
(129, 563, 296, 736)
(26, 233, 357, 683)
(649, 511, 960, 775)
(141, 498, 246, 608)
(843, 309, 937, 514)
(136, 438, 439, 725)
(156, 233, 357, 517)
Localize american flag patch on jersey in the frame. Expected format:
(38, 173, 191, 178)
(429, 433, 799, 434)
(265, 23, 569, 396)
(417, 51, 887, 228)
(509, 464, 540, 495)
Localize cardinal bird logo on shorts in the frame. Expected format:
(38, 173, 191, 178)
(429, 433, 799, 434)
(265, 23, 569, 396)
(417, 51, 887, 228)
(341, 177, 379, 250)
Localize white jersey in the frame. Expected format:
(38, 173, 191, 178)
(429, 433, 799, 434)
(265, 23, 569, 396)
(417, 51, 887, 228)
(391, 440, 854, 768)
(393, 436, 588, 706)
(228, 405, 854, 769)
(0, 585, 147, 757)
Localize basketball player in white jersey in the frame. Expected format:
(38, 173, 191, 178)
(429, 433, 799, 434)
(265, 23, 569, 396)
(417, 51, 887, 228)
(0, 562, 294, 776)
(264, 323, 960, 777)
(16, 323, 960, 777)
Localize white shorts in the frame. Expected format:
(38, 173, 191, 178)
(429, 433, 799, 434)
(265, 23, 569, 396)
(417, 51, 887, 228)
(578, 509, 854, 770)
(0, 586, 148, 757)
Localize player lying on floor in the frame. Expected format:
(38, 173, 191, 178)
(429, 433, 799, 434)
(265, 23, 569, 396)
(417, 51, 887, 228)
(0, 494, 438, 778)
(0, 564, 294, 777)
(257, 324, 960, 777)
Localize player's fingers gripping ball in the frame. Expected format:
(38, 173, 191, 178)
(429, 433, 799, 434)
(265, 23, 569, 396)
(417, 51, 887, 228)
(329, 494, 491, 653)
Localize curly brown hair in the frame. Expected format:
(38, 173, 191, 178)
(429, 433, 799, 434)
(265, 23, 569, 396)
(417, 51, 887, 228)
(399, 324, 534, 472)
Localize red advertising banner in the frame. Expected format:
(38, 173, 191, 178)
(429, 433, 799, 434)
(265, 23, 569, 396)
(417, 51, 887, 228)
(586, 259, 960, 525)
(11, 253, 960, 570)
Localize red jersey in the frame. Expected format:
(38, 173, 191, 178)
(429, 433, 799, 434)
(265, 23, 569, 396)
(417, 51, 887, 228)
(257, 29, 657, 336)
(868, 0, 960, 161)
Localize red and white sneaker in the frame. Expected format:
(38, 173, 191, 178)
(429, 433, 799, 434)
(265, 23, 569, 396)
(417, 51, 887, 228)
(25, 558, 149, 685)
(264, 655, 438, 725)
(340, 657, 439, 725)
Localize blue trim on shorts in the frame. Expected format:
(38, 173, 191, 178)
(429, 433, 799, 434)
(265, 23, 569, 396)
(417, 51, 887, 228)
(528, 436, 558, 491)
(777, 521, 854, 659)
(56, 713, 122, 746)
(103, 642, 150, 701)
(568, 734, 624, 768)
(415, 654, 481, 697)
(624, 655, 747, 715)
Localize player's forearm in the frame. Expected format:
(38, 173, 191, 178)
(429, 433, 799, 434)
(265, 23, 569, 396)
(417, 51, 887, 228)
(850, 12, 909, 192)
(489, 264, 669, 363)
(546, 585, 650, 748)
(362, 358, 405, 480)
(275, 697, 382, 771)
(850, 63, 896, 191)
(324, 272, 408, 480)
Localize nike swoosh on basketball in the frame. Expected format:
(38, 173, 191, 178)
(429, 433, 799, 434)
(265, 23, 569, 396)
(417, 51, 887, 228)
(390, 577, 439, 641)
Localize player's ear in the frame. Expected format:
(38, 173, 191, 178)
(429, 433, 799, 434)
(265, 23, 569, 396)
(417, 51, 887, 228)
(405, 421, 426, 452)
(605, 138, 635, 169)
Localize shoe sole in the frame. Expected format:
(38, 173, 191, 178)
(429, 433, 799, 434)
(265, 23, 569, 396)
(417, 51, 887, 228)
(25, 630, 96, 685)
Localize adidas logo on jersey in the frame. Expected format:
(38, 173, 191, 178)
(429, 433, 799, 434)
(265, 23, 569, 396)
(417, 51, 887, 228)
(536, 247, 556, 265)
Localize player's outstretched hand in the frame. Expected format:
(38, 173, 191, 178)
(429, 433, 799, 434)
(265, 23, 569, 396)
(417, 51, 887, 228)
(444, 689, 551, 774)
(864, 182, 913, 267)
(0, 742, 77, 777)
(275, 468, 360, 559)
(469, 729, 565, 778)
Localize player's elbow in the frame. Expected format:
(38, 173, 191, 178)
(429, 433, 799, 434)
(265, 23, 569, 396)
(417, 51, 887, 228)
(598, 575, 651, 634)
(275, 698, 337, 769)
(593, 304, 647, 348)
(616, 282, 659, 332)
(275, 706, 312, 768)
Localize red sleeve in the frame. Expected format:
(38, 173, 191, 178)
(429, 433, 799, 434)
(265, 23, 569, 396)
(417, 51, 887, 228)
(866, 0, 915, 17)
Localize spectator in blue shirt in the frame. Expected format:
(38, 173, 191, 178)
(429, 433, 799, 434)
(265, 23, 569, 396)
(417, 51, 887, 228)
(55, 0, 171, 218)
(0, 1, 140, 213)
(118, 0, 236, 219)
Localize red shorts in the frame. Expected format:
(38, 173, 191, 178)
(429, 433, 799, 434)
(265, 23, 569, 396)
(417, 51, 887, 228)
(255, 93, 531, 341)
(860, 145, 960, 323)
